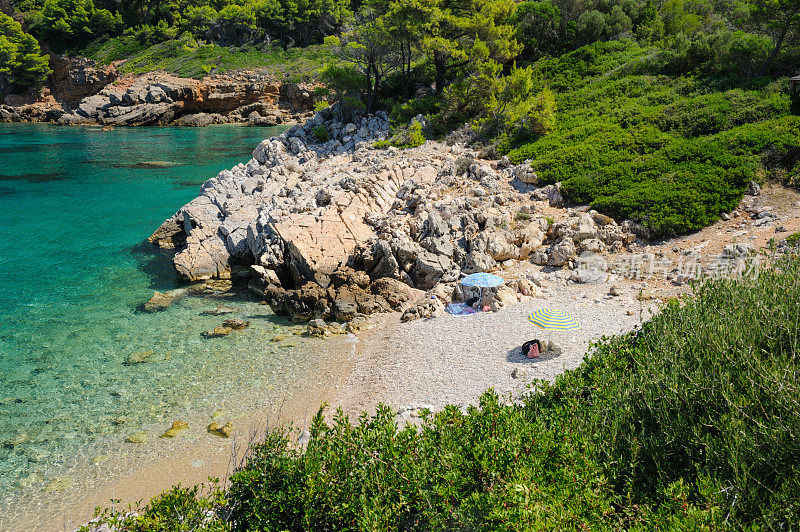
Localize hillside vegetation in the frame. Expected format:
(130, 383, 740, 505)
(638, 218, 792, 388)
(503, 41, 800, 237)
(85, 252, 800, 530)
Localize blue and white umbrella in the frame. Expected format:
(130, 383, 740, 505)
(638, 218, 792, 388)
(460, 272, 505, 288)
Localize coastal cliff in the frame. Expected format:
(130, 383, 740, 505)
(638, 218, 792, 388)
(149, 107, 641, 324)
(0, 55, 316, 126)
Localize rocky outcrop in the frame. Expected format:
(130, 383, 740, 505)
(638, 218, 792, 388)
(49, 55, 118, 104)
(149, 107, 641, 323)
(1, 61, 317, 126)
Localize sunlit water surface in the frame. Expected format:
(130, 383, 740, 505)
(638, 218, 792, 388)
(0, 124, 335, 527)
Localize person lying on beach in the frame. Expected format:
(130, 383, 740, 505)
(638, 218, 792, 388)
(522, 339, 541, 359)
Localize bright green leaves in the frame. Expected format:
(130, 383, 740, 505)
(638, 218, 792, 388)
(0, 12, 51, 92)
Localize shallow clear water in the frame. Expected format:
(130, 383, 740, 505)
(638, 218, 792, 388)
(0, 124, 335, 526)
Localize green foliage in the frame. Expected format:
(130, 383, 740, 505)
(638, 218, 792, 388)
(566, 253, 800, 527)
(26, 0, 121, 48)
(504, 42, 797, 237)
(86, 35, 334, 80)
(375, 120, 425, 149)
(787, 232, 800, 246)
(81, 482, 229, 532)
(312, 124, 329, 142)
(0, 12, 50, 92)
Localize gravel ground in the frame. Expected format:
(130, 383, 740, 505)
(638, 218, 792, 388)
(340, 281, 658, 417)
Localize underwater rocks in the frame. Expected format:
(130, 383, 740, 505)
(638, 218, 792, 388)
(143, 289, 187, 312)
(201, 319, 250, 338)
(123, 350, 154, 365)
(125, 431, 150, 444)
(207, 422, 232, 438)
(160, 420, 189, 438)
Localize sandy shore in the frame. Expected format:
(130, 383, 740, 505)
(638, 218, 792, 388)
(45, 276, 656, 532)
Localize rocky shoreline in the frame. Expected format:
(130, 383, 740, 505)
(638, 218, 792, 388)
(0, 55, 316, 127)
(148, 106, 645, 328)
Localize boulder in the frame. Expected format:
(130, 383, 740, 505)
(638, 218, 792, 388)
(412, 252, 458, 290)
(400, 295, 445, 322)
(143, 289, 186, 312)
(573, 213, 599, 241)
(160, 420, 189, 438)
(222, 318, 250, 330)
(249, 265, 282, 296)
(307, 318, 328, 337)
(201, 326, 235, 338)
(511, 164, 538, 185)
(547, 238, 576, 267)
(371, 278, 421, 310)
(207, 422, 233, 438)
(462, 251, 497, 273)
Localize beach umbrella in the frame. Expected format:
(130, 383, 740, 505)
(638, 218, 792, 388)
(460, 272, 505, 288)
(460, 272, 505, 310)
(527, 308, 579, 331)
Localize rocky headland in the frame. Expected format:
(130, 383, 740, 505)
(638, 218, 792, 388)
(0, 55, 316, 126)
(148, 106, 646, 328)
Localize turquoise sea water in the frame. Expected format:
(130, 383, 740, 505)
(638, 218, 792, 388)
(0, 124, 335, 526)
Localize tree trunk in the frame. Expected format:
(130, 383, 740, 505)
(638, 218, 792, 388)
(758, 5, 800, 76)
(434, 51, 447, 93)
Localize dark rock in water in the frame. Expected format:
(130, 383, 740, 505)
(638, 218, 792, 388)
(131, 161, 184, 169)
(201, 305, 237, 316)
(207, 421, 232, 438)
(222, 318, 250, 330)
(123, 350, 154, 365)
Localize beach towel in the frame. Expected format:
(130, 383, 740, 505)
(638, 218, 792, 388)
(446, 302, 478, 316)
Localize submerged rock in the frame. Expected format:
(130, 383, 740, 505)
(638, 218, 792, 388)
(201, 326, 234, 338)
(123, 350, 154, 365)
(160, 420, 189, 438)
(44, 476, 73, 492)
(207, 422, 232, 438)
(143, 289, 186, 312)
(125, 431, 150, 444)
(222, 318, 250, 330)
(200, 305, 237, 316)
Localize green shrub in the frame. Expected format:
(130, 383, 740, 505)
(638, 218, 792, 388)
(563, 253, 800, 527)
(503, 43, 797, 237)
(312, 125, 329, 142)
(82, 483, 228, 531)
(0, 13, 51, 91)
(375, 121, 425, 149)
(787, 232, 800, 247)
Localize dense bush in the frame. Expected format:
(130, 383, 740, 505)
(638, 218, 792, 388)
(0, 12, 50, 92)
(504, 43, 798, 237)
(374, 121, 426, 149)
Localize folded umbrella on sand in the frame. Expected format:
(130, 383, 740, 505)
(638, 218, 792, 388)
(524, 308, 579, 358)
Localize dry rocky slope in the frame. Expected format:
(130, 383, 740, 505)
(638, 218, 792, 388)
(0, 55, 316, 126)
(148, 106, 650, 327)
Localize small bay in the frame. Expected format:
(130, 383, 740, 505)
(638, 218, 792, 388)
(0, 124, 330, 526)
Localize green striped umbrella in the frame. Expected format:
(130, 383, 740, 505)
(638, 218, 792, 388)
(527, 308, 579, 331)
